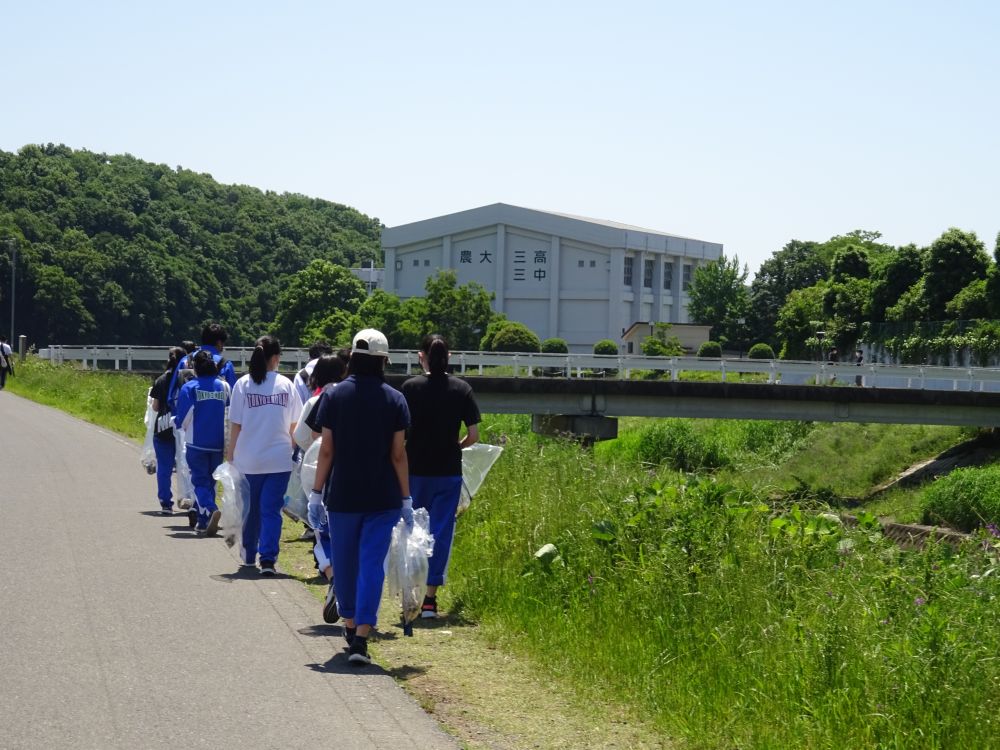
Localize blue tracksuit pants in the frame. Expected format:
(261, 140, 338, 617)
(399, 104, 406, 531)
(187, 446, 223, 527)
(410, 475, 463, 587)
(153, 437, 177, 507)
(242, 472, 291, 565)
(330, 508, 401, 627)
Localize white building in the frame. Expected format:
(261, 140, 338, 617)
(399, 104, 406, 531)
(382, 203, 722, 352)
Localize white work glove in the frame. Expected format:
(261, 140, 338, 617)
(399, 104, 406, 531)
(307, 489, 327, 530)
(401, 496, 414, 529)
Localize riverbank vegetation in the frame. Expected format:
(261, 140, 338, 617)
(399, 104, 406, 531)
(8, 359, 1000, 748)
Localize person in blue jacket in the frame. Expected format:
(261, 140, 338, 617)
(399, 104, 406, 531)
(173, 350, 230, 535)
(167, 322, 237, 412)
(149, 346, 187, 514)
(308, 328, 411, 666)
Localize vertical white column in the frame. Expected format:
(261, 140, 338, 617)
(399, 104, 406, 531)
(442, 235, 452, 270)
(670, 252, 683, 323)
(494, 224, 506, 314)
(548, 236, 560, 340)
(633, 250, 646, 325)
(384, 248, 397, 294)
(652, 251, 664, 322)
(609, 248, 625, 342)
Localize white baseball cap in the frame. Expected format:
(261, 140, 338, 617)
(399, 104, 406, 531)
(351, 328, 390, 359)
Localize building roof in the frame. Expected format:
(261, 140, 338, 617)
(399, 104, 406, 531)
(382, 203, 722, 258)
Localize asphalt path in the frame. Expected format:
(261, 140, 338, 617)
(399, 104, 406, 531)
(0, 392, 458, 750)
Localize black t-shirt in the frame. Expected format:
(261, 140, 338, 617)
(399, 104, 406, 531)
(400, 374, 481, 476)
(150, 371, 174, 442)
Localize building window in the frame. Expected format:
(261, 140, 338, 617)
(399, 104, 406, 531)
(643, 259, 654, 289)
(663, 261, 673, 290)
(623, 256, 633, 286)
(578, 260, 585, 268)
(412, 259, 419, 267)
(395, 260, 403, 271)
(627, 341, 634, 354)
(683, 263, 693, 291)
(590, 260, 596, 268)
(424, 259, 430, 267)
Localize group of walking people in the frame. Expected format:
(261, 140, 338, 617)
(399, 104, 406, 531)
(148, 323, 481, 665)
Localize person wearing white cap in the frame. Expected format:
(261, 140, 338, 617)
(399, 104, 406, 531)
(308, 328, 412, 665)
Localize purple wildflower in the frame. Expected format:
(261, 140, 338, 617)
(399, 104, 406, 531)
(987, 522, 1000, 539)
(914, 596, 926, 607)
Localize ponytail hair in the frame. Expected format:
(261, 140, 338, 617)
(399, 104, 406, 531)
(420, 333, 449, 376)
(249, 335, 281, 384)
(192, 349, 218, 377)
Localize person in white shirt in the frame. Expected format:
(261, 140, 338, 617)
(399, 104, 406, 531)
(226, 336, 303, 576)
(292, 340, 333, 406)
(0, 335, 13, 390)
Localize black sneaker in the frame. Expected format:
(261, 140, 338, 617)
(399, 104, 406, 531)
(187, 510, 197, 529)
(420, 595, 438, 619)
(259, 561, 276, 576)
(322, 585, 339, 623)
(159, 505, 173, 516)
(347, 635, 370, 665)
(344, 626, 356, 647)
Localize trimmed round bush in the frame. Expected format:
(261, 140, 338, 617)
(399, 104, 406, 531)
(492, 322, 541, 353)
(748, 343, 776, 360)
(594, 339, 618, 356)
(541, 337, 569, 354)
(920, 464, 1000, 532)
(697, 341, 722, 358)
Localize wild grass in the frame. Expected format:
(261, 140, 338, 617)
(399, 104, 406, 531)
(451, 436, 1000, 748)
(6, 356, 150, 439)
(920, 461, 1000, 531)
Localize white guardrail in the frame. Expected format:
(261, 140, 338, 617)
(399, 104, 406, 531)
(38, 345, 1000, 393)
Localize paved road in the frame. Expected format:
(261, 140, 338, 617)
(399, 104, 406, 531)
(0, 392, 458, 750)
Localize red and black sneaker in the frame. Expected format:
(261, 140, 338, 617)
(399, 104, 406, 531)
(420, 595, 438, 619)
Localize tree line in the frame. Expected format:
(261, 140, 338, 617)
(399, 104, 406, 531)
(687, 227, 1000, 362)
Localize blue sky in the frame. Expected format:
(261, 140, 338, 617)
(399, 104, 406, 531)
(2, 1, 997, 276)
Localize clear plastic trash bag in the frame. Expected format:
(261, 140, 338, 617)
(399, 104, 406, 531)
(173, 428, 196, 506)
(387, 507, 435, 635)
(457, 443, 503, 515)
(214, 461, 250, 549)
(299, 438, 321, 503)
(283, 457, 308, 523)
(140, 391, 157, 474)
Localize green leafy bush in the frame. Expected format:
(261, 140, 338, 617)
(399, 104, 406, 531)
(593, 339, 618, 356)
(636, 420, 727, 471)
(748, 342, 775, 359)
(920, 463, 1000, 531)
(697, 341, 722, 358)
(491, 322, 541, 353)
(540, 337, 569, 353)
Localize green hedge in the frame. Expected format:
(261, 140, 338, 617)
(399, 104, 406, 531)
(920, 463, 1000, 531)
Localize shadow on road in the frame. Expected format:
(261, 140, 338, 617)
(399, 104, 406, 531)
(306, 653, 389, 676)
(210, 567, 295, 583)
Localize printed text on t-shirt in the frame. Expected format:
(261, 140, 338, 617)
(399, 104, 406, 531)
(245, 393, 290, 408)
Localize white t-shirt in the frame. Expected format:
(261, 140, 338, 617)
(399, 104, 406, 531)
(229, 371, 303, 475)
(293, 358, 318, 405)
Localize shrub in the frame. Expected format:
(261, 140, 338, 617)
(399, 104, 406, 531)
(540, 337, 569, 354)
(920, 463, 1000, 531)
(636, 420, 727, 471)
(748, 343, 775, 360)
(479, 317, 509, 351)
(641, 336, 683, 357)
(593, 339, 618, 356)
(697, 341, 722, 358)
(492, 322, 541, 353)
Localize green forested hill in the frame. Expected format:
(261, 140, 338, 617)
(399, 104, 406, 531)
(0, 144, 381, 346)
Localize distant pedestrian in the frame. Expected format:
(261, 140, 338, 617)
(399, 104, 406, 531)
(400, 334, 481, 619)
(854, 349, 864, 387)
(173, 350, 230, 535)
(149, 346, 187, 514)
(0, 335, 12, 389)
(308, 328, 411, 665)
(227, 336, 302, 576)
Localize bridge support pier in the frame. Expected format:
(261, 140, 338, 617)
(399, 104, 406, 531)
(531, 414, 618, 444)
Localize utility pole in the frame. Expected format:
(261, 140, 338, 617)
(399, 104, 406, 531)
(5, 237, 14, 344)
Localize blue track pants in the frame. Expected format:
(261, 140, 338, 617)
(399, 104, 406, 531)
(187, 446, 223, 527)
(242, 472, 291, 565)
(330, 508, 401, 627)
(153, 438, 177, 506)
(410, 475, 463, 587)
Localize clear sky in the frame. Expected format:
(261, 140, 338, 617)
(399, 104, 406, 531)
(2, 1, 997, 277)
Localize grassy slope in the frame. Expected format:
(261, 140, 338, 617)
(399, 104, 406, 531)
(11, 358, 997, 749)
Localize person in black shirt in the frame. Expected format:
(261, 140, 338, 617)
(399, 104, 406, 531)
(149, 347, 187, 514)
(400, 334, 481, 619)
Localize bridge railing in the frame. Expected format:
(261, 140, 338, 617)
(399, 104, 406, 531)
(37, 345, 1000, 392)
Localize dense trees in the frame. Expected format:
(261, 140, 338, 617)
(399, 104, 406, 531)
(0, 144, 380, 345)
(687, 253, 750, 347)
